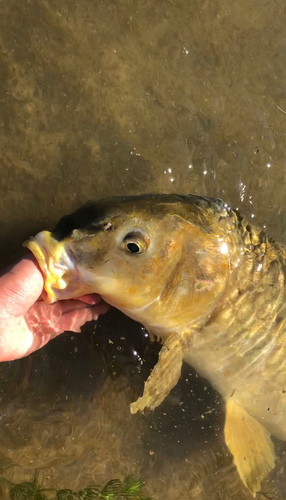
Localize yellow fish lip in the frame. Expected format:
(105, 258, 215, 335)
(23, 231, 72, 304)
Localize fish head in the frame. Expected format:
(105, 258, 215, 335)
(24, 194, 236, 330)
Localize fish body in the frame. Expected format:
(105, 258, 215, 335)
(24, 194, 286, 495)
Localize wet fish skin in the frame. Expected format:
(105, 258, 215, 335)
(24, 194, 286, 496)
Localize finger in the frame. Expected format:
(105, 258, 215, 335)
(0, 256, 44, 317)
(89, 301, 110, 319)
(25, 300, 110, 340)
(57, 302, 110, 333)
(53, 298, 106, 316)
(72, 294, 103, 305)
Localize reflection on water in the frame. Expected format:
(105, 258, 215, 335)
(1, 0, 286, 498)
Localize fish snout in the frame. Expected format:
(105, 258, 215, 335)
(23, 231, 80, 303)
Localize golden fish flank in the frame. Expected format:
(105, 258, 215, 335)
(24, 194, 286, 496)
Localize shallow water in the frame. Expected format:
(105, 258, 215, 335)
(1, 0, 286, 498)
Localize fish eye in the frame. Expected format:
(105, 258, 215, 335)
(122, 230, 149, 255)
(127, 242, 140, 253)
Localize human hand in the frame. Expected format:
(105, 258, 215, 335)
(0, 255, 109, 362)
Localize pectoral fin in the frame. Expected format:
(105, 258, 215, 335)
(145, 328, 163, 344)
(224, 399, 275, 497)
(130, 333, 184, 414)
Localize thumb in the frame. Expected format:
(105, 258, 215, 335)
(0, 255, 44, 318)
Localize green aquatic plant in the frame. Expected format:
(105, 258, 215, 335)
(0, 471, 155, 500)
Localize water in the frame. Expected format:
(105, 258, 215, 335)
(0, 0, 286, 498)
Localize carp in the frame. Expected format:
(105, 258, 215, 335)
(24, 194, 286, 496)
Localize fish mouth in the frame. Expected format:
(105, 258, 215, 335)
(23, 231, 92, 304)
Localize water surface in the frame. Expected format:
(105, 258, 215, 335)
(1, 0, 286, 498)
